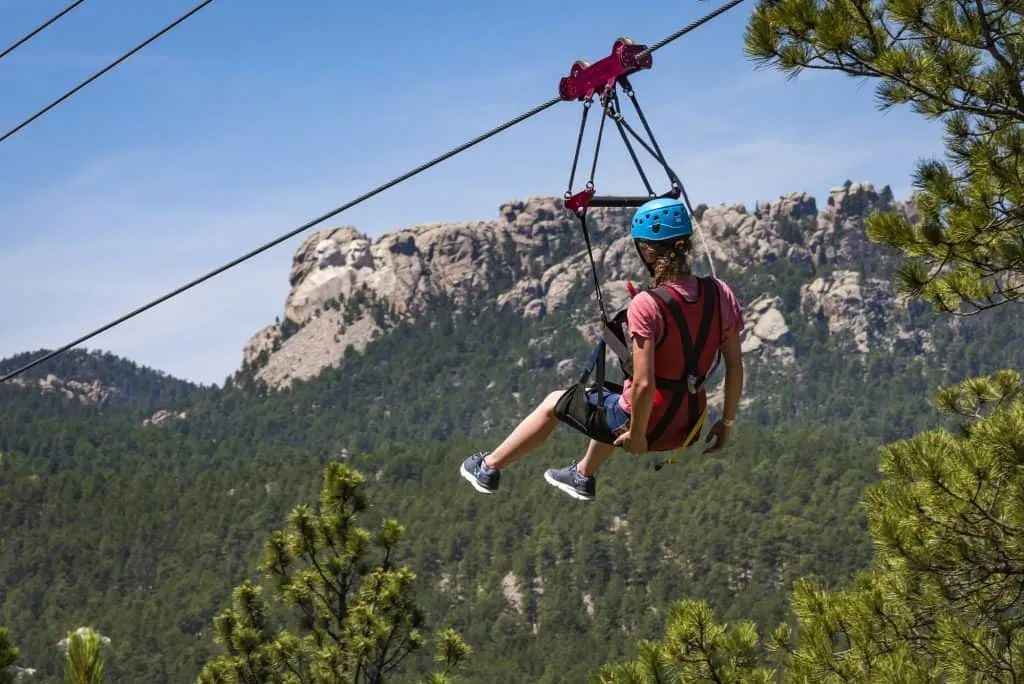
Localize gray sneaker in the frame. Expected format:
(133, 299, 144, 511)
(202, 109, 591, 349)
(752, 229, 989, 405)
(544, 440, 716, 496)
(543, 461, 595, 501)
(460, 451, 500, 494)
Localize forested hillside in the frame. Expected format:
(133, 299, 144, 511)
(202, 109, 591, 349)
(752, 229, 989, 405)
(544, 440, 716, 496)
(0, 350, 206, 413)
(2, 233, 1023, 681)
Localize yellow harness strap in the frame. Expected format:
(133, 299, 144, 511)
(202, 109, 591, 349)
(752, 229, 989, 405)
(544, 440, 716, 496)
(653, 405, 708, 470)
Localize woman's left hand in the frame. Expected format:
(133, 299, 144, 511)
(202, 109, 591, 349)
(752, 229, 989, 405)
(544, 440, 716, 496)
(614, 431, 648, 455)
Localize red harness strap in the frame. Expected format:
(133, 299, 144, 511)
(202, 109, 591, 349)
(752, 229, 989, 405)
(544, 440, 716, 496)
(622, 278, 721, 451)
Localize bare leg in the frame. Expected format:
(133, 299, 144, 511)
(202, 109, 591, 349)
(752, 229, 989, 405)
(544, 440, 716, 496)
(577, 439, 615, 477)
(484, 390, 564, 470)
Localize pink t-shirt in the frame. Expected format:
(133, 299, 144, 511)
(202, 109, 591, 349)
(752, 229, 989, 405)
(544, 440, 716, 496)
(619, 276, 742, 413)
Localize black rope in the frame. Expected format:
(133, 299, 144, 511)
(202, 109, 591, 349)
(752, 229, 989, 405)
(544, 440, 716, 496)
(606, 91, 655, 196)
(578, 214, 609, 322)
(568, 80, 684, 210)
(0, 0, 86, 61)
(621, 87, 665, 166)
(587, 89, 611, 187)
(566, 99, 592, 196)
(565, 92, 614, 322)
(607, 94, 680, 188)
(0, 0, 216, 146)
(611, 114, 667, 170)
(617, 91, 705, 227)
(561, 0, 752, 366)
(620, 87, 679, 190)
(614, 112, 686, 199)
(0, 96, 561, 384)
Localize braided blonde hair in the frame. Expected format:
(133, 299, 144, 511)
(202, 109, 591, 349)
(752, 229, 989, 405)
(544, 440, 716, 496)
(642, 237, 693, 287)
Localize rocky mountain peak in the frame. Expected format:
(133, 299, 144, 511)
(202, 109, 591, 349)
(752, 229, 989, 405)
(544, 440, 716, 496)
(241, 181, 921, 389)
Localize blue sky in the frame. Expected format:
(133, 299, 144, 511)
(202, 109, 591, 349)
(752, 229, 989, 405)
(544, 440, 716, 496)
(0, 0, 947, 385)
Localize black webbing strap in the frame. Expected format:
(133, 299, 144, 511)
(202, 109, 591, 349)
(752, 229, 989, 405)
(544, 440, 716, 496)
(609, 80, 682, 196)
(645, 278, 718, 446)
(566, 98, 591, 196)
(605, 89, 655, 197)
(566, 89, 614, 323)
(563, 82, 696, 329)
(577, 213, 609, 322)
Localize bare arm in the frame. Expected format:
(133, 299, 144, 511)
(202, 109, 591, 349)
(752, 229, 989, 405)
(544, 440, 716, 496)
(720, 331, 743, 424)
(704, 330, 743, 453)
(627, 335, 656, 437)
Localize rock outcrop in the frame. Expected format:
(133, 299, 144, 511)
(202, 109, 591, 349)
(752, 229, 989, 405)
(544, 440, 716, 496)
(741, 295, 794, 365)
(9, 374, 117, 405)
(801, 269, 931, 354)
(242, 198, 638, 385)
(143, 409, 188, 427)
(242, 181, 920, 389)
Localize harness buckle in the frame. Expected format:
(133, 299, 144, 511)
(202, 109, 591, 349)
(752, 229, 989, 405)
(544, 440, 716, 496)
(565, 187, 595, 215)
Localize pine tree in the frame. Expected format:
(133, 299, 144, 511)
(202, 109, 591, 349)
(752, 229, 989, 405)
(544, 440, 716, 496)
(601, 371, 1024, 681)
(196, 462, 470, 684)
(0, 628, 18, 684)
(596, 599, 775, 683)
(744, 0, 1024, 314)
(754, 370, 1024, 681)
(61, 628, 107, 684)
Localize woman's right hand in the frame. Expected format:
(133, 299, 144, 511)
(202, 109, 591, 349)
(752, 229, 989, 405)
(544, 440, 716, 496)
(614, 430, 648, 455)
(702, 420, 731, 453)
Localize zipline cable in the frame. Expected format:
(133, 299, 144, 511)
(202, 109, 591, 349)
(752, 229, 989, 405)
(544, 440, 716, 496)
(0, 0, 215, 146)
(637, 0, 746, 58)
(637, 0, 747, 281)
(0, 0, 87, 62)
(0, 97, 561, 384)
(0, 0, 748, 385)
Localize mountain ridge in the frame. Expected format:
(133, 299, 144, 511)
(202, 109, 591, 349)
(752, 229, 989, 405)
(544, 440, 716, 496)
(0, 348, 205, 410)
(2, 179, 931, 414)
(238, 179, 927, 391)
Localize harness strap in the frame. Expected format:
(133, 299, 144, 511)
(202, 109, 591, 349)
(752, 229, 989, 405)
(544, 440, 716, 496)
(576, 212, 609, 322)
(654, 405, 708, 471)
(601, 307, 632, 377)
(645, 278, 718, 446)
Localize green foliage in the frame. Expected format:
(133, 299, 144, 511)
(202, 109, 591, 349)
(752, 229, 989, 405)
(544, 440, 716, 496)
(63, 628, 106, 684)
(0, 386, 886, 682)
(853, 370, 1024, 680)
(766, 373, 1024, 681)
(596, 600, 775, 683)
(0, 628, 19, 684)
(604, 371, 1024, 681)
(744, 0, 1024, 314)
(196, 462, 469, 684)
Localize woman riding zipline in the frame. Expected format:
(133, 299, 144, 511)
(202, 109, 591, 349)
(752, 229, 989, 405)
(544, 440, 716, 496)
(460, 196, 745, 501)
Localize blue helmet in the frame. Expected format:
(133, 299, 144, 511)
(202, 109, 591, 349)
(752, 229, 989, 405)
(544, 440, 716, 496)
(630, 197, 692, 241)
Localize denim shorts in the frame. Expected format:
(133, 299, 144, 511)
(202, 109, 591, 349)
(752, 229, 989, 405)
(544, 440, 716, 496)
(586, 389, 630, 436)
